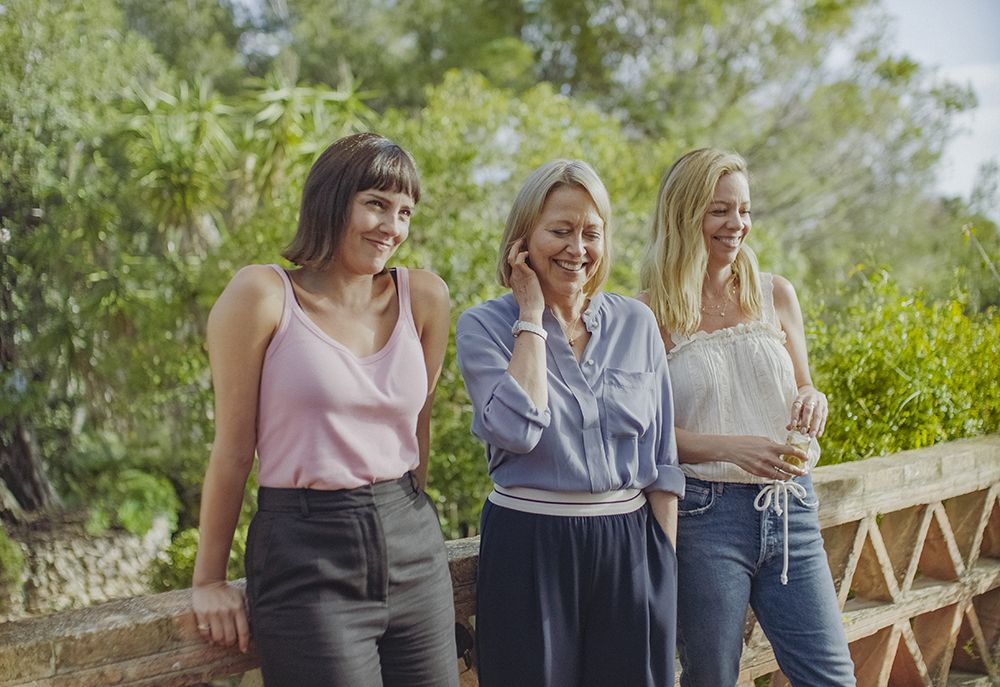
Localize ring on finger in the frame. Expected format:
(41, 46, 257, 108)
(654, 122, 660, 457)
(197, 623, 210, 631)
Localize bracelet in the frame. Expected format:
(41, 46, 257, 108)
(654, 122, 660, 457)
(512, 320, 547, 341)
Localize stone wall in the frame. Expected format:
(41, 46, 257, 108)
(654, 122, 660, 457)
(0, 515, 172, 622)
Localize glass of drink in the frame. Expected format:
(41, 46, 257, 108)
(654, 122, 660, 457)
(782, 429, 811, 471)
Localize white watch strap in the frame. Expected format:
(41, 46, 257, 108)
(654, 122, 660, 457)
(512, 320, 547, 341)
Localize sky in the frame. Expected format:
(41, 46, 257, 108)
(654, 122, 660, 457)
(880, 0, 1000, 206)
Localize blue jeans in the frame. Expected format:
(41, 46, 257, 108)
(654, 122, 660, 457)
(676, 475, 855, 687)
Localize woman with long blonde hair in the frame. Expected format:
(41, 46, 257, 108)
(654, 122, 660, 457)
(641, 148, 854, 686)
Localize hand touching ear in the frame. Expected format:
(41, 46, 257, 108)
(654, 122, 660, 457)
(508, 238, 544, 317)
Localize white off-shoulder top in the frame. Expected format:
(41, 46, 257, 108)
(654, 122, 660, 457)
(667, 273, 820, 483)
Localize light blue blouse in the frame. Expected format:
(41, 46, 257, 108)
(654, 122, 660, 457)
(456, 291, 684, 497)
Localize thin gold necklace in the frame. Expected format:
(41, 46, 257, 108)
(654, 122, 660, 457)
(551, 308, 585, 346)
(700, 282, 737, 318)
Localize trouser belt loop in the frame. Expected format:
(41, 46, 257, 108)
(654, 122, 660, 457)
(298, 489, 311, 517)
(407, 471, 419, 493)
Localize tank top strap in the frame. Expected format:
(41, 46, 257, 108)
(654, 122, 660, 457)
(759, 272, 779, 327)
(267, 263, 294, 340)
(392, 267, 419, 337)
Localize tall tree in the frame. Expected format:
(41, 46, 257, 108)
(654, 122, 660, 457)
(118, 0, 246, 92)
(0, 0, 161, 518)
(237, 0, 975, 284)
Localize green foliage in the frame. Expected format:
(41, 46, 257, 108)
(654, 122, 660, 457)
(0, 0, 374, 532)
(809, 270, 1000, 464)
(148, 527, 200, 592)
(84, 469, 180, 536)
(0, 526, 25, 590)
(227, 0, 978, 291)
(149, 485, 256, 591)
(149, 524, 246, 592)
(118, 0, 245, 91)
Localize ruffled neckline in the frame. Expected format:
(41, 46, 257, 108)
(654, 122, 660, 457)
(667, 320, 785, 358)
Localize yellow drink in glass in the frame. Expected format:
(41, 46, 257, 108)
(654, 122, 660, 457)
(782, 429, 811, 470)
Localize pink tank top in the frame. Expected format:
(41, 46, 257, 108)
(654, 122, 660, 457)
(256, 265, 428, 490)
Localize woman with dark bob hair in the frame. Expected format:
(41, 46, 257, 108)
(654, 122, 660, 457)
(191, 132, 458, 686)
(457, 159, 684, 686)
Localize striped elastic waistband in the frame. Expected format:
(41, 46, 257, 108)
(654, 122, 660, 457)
(487, 485, 646, 517)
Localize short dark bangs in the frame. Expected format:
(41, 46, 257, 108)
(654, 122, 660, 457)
(357, 143, 421, 203)
(283, 133, 422, 268)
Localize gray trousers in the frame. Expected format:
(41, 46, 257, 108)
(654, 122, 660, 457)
(246, 474, 458, 687)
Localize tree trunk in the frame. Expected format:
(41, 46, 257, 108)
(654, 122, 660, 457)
(0, 421, 59, 521)
(0, 255, 59, 521)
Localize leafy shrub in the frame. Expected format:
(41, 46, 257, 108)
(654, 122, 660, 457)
(149, 481, 256, 591)
(85, 469, 180, 536)
(149, 523, 247, 592)
(809, 269, 1000, 464)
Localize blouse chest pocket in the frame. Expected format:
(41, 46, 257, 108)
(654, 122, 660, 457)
(601, 368, 656, 438)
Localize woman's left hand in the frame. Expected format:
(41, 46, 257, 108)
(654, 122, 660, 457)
(788, 385, 827, 437)
(646, 491, 677, 550)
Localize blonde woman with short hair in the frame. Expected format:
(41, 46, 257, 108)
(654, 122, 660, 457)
(458, 159, 683, 686)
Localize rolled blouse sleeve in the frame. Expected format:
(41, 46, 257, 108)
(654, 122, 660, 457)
(456, 308, 551, 455)
(644, 347, 685, 497)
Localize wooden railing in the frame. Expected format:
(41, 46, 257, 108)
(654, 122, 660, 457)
(1, 436, 998, 687)
(741, 436, 1000, 686)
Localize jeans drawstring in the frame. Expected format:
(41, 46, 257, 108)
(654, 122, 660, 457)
(753, 479, 808, 585)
